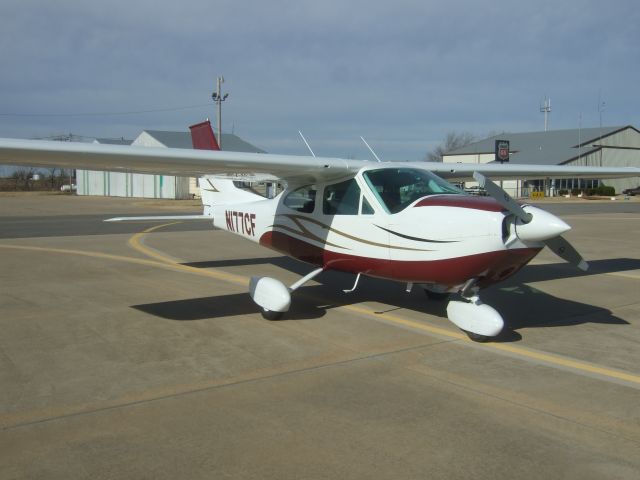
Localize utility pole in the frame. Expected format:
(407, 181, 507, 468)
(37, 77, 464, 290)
(540, 96, 551, 131)
(598, 93, 605, 167)
(211, 76, 229, 149)
(52, 133, 75, 193)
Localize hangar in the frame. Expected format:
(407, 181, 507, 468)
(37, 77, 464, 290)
(443, 125, 640, 196)
(76, 130, 264, 199)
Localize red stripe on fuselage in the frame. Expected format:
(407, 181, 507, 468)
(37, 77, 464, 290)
(259, 231, 540, 288)
(414, 195, 506, 212)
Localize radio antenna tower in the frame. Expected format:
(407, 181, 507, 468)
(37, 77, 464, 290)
(540, 96, 551, 131)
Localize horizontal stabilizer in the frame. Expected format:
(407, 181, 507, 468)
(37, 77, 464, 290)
(104, 215, 209, 222)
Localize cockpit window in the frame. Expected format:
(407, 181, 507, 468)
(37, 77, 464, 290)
(361, 196, 374, 215)
(363, 168, 464, 213)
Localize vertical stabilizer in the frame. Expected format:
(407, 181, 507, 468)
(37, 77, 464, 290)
(199, 176, 264, 217)
(190, 119, 221, 216)
(189, 120, 220, 151)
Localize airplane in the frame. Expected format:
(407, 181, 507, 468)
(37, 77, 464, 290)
(1, 123, 639, 342)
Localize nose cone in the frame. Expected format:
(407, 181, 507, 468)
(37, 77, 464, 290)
(515, 206, 571, 242)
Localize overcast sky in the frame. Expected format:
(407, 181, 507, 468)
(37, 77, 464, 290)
(1, 0, 638, 160)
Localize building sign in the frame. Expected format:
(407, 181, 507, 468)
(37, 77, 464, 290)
(495, 140, 510, 163)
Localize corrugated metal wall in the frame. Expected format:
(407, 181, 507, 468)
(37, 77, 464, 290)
(77, 171, 191, 198)
(569, 148, 640, 192)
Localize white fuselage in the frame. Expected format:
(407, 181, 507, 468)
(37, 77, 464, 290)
(210, 167, 544, 292)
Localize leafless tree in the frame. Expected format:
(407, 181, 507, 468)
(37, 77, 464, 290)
(426, 131, 477, 162)
(11, 167, 35, 190)
(47, 167, 59, 189)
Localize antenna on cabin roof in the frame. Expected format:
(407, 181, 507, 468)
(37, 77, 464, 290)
(298, 131, 316, 157)
(597, 91, 606, 129)
(360, 136, 382, 162)
(540, 96, 551, 131)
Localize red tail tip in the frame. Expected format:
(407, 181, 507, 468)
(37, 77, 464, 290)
(189, 120, 220, 150)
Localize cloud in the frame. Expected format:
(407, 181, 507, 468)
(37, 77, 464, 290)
(0, 0, 638, 159)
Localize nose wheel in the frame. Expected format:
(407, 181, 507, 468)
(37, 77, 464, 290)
(424, 289, 450, 301)
(445, 280, 505, 342)
(261, 309, 284, 321)
(462, 330, 491, 343)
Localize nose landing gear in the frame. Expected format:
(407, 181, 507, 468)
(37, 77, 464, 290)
(446, 280, 504, 342)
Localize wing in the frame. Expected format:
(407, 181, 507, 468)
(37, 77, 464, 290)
(0, 137, 362, 184)
(1, 137, 639, 183)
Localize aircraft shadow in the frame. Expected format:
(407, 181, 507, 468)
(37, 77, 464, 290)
(514, 258, 640, 283)
(133, 255, 632, 342)
(183, 257, 280, 269)
(132, 290, 328, 321)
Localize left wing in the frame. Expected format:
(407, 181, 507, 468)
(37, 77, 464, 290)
(1, 137, 639, 183)
(0, 138, 360, 184)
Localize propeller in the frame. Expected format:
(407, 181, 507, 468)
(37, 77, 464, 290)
(473, 172, 589, 271)
(473, 172, 532, 223)
(544, 236, 589, 271)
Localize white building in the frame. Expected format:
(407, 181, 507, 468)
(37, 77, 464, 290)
(76, 131, 264, 199)
(443, 126, 640, 196)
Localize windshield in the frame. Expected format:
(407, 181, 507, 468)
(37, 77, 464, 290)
(363, 168, 464, 213)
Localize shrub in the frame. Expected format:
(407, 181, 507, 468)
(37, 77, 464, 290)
(596, 185, 616, 196)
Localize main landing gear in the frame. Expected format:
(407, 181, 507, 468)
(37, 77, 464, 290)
(421, 285, 451, 301)
(250, 269, 503, 342)
(249, 267, 324, 321)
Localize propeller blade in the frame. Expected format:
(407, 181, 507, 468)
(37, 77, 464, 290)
(473, 172, 532, 223)
(544, 236, 589, 271)
(472, 172, 588, 271)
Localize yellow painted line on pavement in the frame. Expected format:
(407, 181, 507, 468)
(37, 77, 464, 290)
(489, 343, 640, 384)
(128, 225, 640, 386)
(344, 304, 468, 340)
(606, 271, 640, 280)
(0, 243, 178, 271)
(344, 304, 640, 385)
(2, 222, 639, 387)
(127, 222, 247, 285)
(0, 239, 247, 288)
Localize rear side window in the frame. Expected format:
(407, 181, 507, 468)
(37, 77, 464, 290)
(323, 179, 360, 215)
(284, 185, 316, 213)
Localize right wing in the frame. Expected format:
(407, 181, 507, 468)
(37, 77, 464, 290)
(421, 161, 640, 182)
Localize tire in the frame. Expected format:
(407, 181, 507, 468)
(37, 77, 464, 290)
(261, 309, 284, 321)
(424, 289, 450, 301)
(463, 330, 492, 343)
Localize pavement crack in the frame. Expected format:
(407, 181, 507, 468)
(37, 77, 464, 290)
(0, 341, 448, 432)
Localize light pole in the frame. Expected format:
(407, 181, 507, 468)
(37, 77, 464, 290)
(211, 76, 229, 149)
(540, 96, 551, 131)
